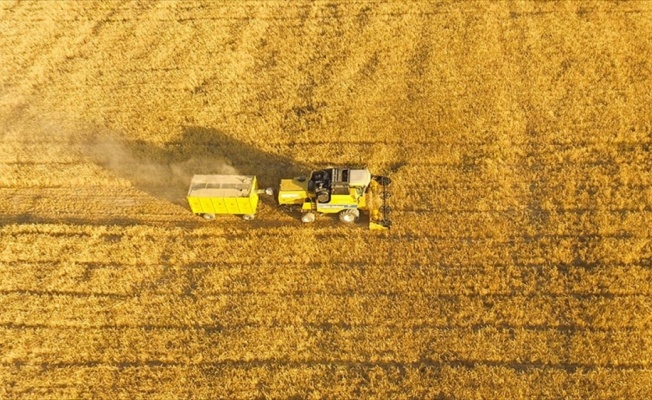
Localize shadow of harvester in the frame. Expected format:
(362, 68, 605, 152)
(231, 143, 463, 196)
(82, 126, 310, 209)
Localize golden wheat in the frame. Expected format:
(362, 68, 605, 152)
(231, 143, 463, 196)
(1, 0, 651, 398)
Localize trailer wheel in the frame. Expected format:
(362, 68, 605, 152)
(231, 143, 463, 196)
(301, 212, 316, 223)
(242, 214, 255, 221)
(202, 213, 215, 221)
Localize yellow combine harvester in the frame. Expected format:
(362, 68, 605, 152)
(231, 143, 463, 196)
(187, 167, 391, 229)
(277, 167, 391, 229)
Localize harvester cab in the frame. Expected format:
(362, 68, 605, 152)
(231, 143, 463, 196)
(277, 167, 392, 229)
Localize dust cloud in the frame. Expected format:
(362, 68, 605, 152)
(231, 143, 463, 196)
(82, 134, 238, 205)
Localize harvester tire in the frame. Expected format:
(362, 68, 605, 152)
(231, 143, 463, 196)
(202, 213, 215, 221)
(301, 212, 316, 223)
(339, 209, 359, 223)
(242, 214, 255, 221)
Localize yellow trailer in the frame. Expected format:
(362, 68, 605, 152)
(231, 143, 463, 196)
(187, 175, 260, 220)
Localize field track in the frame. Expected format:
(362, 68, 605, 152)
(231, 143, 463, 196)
(1, 1, 651, 398)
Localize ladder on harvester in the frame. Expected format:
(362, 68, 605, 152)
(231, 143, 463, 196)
(369, 175, 392, 230)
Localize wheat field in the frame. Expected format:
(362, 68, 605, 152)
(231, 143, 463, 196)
(0, 0, 651, 398)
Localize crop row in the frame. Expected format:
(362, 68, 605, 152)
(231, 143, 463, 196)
(2, 226, 649, 266)
(2, 259, 652, 298)
(1, 203, 650, 244)
(4, 138, 650, 167)
(1, 291, 651, 330)
(0, 188, 188, 225)
(3, 324, 652, 367)
(2, 363, 650, 400)
(396, 210, 652, 239)
(2, 190, 650, 239)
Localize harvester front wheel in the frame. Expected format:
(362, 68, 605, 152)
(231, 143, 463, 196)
(202, 213, 215, 221)
(301, 212, 316, 223)
(339, 209, 359, 223)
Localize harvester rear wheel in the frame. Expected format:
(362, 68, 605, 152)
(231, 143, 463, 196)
(242, 214, 255, 221)
(202, 213, 215, 221)
(301, 212, 316, 223)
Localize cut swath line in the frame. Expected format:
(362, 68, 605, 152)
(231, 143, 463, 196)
(2, 359, 650, 372)
(1, 289, 650, 300)
(2, 259, 650, 271)
(1, 227, 646, 242)
(0, 321, 647, 334)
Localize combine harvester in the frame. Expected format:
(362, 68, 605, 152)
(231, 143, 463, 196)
(187, 167, 392, 229)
